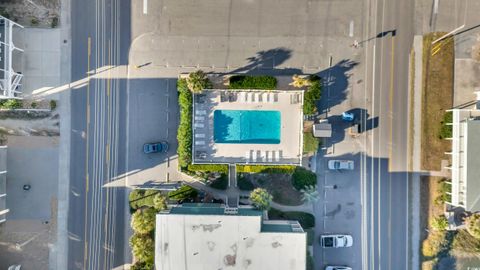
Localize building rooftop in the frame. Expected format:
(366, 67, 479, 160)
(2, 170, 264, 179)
(155, 204, 306, 270)
(192, 89, 303, 165)
(465, 120, 480, 211)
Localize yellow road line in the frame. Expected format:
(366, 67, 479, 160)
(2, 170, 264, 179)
(389, 36, 395, 172)
(83, 36, 92, 270)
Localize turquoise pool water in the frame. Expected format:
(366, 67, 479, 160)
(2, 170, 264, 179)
(213, 110, 281, 144)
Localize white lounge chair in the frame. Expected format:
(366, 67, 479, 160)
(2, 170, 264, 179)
(194, 123, 204, 128)
(196, 110, 207, 115)
(269, 93, 274, 103)
(263, 93, 269, 103)
(195, 116, 205, 121)
(245, 151, 250, 161)
(271, 151, 276, 162)
(195, 140, 205, 145)
(252, 150, 257, 162)
(265, 151, 270, 162)
(195, 133, 205, 138)
(251, 93, 256, 102)
(278, 150, 283, 161)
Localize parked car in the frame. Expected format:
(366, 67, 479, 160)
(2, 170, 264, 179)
(143, 142, 169, 153)
(325, 266, 352, 270)
(8, 265, 21, 270)
(328, 160, 354, 170)
(319, 234, 353, 248)
(341, 112, 355, 122)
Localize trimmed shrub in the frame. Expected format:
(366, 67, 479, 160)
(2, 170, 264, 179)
(209, 174, 229, 190)
(168, 185, 198, 201)
(268, 208, 315, 229)
(187, 164, 229, 174)
(0, 99, 22, 109)
(51, 16, 59, 28)
(228, 75, 277, 90)
(131, 208, 156, 234)
(236, 165, 296, 174)
(50, 100, 57, 110)
(129, 261, 152, 270)
(177, 79, 193, 168)
(292, 167, 317, 190)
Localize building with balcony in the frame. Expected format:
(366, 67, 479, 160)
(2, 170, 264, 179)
(0, 16, 23, 99)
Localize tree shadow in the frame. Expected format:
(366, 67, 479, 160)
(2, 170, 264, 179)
(226, 47, 302, 75)
(317, 59, 358, 112)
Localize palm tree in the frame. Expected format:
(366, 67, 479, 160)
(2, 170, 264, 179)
(300, 185, 319, 204)
(289, 74, 312, 88)
(187, 70, 212, 93)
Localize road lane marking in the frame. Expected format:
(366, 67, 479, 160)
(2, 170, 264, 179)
(389, 36, 395, 172)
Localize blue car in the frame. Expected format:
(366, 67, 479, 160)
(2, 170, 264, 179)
(143, 142, 169, 154)
(342, 112, 355, 122)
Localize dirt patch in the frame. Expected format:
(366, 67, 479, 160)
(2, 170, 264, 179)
(0, 0, 60, 28)
(245, 173, 303, 206)
(421, 33, 454, 171)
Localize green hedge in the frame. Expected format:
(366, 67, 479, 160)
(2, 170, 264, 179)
(268, 208, 315, 229)
(292, 167, 317, 190)
(0, 99, 22, 109)
(168, 185, 198, 200)
(177, 79, 193, 168)
(228, 75, 277, 90)
(303, 77, 321, 115)
(236, 165, 296, 174)
(209, 174, 229, 190)
(187, 164, 229, 174)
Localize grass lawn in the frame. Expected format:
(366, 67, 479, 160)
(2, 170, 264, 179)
(303, 131, 319, 154)
(245, 173, 303, 206)
(421, 32, 453, 171)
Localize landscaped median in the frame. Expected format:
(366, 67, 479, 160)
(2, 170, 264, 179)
(421, 32, 454, 171)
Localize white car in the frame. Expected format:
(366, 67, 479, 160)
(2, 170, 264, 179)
(325, 267, 352, 270)
(328, 160, 354, 170)
(320, 234, 353, 248)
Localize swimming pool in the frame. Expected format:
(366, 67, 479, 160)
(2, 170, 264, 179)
(213, 110, 281, 144)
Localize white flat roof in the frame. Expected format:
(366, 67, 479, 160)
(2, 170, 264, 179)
(155, 209, 306, 270)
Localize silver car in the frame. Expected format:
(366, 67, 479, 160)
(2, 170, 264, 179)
(328, 160, 354, 170)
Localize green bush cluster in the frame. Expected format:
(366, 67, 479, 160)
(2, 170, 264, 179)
(129, 189, 158, 210)
(268, 208, 315, 229)
(168, 185, 198, 201)
(129, 233, 155, 267)
(228, 75, 277, 90)
(0, 99, 22, 109)
(177, 79, 193, 168)
(237, 175, 255, 191)
(250, 188, 273, 210)
(292, 167, 317, 190)
(187, 164, 229, 173)
(50, 100, 57, 110)
(434, 179, 452, 205)
(209, 174, 229, 190)
(439, 111, 453, 139)
(51, 16, 59, 28)
(303, 77, 321, 115)
(431, 215, 449, 231)
(236, 165, 296, 174)
(466, 213, 480, 239)
(303, 131, 320, 154)
(422, 230, 448, 258)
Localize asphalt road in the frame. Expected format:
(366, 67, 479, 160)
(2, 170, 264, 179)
(362, 0, 414, 269)
(68, 0, 131, 269)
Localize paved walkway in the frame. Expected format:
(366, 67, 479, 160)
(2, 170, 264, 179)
(181, 171, 313, 213)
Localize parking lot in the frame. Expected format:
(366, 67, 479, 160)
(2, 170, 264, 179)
(126, 75, 183, 187)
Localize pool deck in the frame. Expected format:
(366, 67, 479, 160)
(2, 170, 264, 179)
(192, 89, 303, 165)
